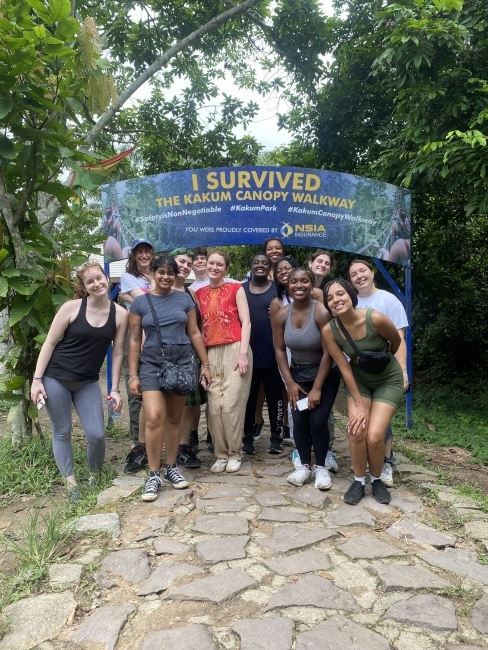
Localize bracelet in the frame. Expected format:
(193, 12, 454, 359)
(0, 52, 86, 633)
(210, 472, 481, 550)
(128, 376, 139, 384)
(111, 389, 120, 393)
(33, 376, 43, 380)
(203, 365, 211, 368)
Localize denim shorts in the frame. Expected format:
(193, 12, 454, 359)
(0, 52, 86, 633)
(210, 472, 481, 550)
(139, 344, 194, 392)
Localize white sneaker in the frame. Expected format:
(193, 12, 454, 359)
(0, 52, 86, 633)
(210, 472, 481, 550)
(211, 458, 228, 474)
(313, 465, 332, 490)
(325, 450, 338, 473)
(226, 458, 242, 473)
(380, 462, 394, 487)
(287, 465, 312, 487)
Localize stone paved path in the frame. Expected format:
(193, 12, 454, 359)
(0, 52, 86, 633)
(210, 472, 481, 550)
(1, 416, 488, 650)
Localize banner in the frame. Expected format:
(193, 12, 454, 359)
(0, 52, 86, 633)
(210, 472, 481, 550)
(101, 166, 411, 265)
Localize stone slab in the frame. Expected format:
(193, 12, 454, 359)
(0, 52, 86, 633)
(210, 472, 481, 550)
(97, 484, 140, 505)
(289, 487, 331, 508)
(168, 567, 257, 604)
(48, 563, 82, 589)
(113, 475, 146, 487)
(421, 548, 488, 586)
(395, 464, 438, 476)
(135, 516, 172, 541)
(197, 536, 249, 564)
(263, 550, 331, 576)
(232, 617, 294, 650)
(446, 646, 487, 650)
(465, 520, 488, 541)
(256, 477, 290, 487)
(255, 491, 289, 507)
(339, 534, 406, 559)
(386, 518, 456, 548)
(138, 562, 203, 595)
(195, 499, 248, 513)
(235, 461, 252, 475)
(368, 562, 452, 590)
(192, 514, 249, 535)
(73, 603, 135, 650)
(257, 507, 309, 523)
(143, 624, 217, 650)
(195, 475, 257, 485)
(259, 466, 290, 476)
(152, 490, 193, 509)
(471, 593, 488, 633)
(325, 506, 375, 527)
(153, 537, 191, 556)
(384, 594, 457, 632)
(295, 614, 390, 650)
(74, 513, 120, 538)
(257, 525, 337, 555)
(390, 495, 424, 515)
(265, 575, 358, 613)
(101, 549, 151, 584)
(201, 486, 255, 499)
(0, 593, 77, 650)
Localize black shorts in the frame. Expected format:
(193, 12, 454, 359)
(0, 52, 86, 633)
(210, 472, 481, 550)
(139, 344, 194, 392)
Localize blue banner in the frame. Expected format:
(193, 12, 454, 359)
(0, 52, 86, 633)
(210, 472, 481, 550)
(101, 166, 411, 265)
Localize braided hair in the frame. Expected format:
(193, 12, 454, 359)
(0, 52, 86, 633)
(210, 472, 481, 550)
(289, 266, 316, 287)
(323, 279, 358, 315)
(273, 256, 298, 302)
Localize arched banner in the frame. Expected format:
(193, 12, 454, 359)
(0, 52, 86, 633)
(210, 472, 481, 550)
(101, 166, 411, 266)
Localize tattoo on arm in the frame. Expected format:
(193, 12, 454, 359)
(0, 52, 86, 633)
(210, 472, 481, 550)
(130, 325, 142, 342)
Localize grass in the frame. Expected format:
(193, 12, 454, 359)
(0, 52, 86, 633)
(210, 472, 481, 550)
(436, 585, 483, 616)
(393, 381, 488, 464)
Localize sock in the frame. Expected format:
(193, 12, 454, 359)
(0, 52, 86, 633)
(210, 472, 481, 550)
(370, 476, 380, 483)
(354, 476, 366, 486)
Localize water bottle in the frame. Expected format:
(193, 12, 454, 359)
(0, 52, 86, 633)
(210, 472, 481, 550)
(106, 396, 121, 419)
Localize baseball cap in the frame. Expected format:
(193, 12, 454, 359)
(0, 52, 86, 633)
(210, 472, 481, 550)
(131, 238, 154, 251)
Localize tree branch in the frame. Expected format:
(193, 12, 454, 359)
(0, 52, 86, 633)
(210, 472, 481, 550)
(85, 0, 264, 145)
(0, 167, 28, 267)
(108, 128, 200, 158)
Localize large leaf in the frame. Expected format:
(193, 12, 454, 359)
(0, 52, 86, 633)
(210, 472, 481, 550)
(9, 294, 35, 327)
(0, 249, 9, 264)
(5, 376, 25, 390)
(49, 0, 71, 23)
(0, 277, 8, 297)
(27, 401, 39, 421)
(26, 0, 51, 23)
(0, 136, 16, 160)
(0, 96, 13, 119)
(1, 268, 20, 278)
(7, 278, 42, 296)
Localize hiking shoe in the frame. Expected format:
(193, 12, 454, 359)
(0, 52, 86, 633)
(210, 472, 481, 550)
(177, 444, 201, 469)
(371, 479, 391, 504)
(252, 421, 264, 440)
(142, 471, 162, 502)
(226, 459, 242, 473)
(291, 448, 302, 469)
(268, 438, 283, 455)
(313, 465, 332, 490)
(242, 440, 255, 455)
(380, 462, 394, 487)
(344, 480, 365, 505)
(67, 485, 81, 504)
(211, 458, 228, 474)
(124, 443, 147, 474)
(325, 450, 338, 473)
(287, 465, 312, 487)
(189, 430, 199, 454)
(282, 424, 292, 445)
(163, 463, 189, 489)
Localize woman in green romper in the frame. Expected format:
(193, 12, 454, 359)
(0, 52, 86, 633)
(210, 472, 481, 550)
(322, 279, 403, 506)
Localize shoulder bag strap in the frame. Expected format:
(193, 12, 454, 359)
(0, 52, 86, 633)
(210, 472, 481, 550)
(336, 317, 361, 357)
(145, 293, 165, 356)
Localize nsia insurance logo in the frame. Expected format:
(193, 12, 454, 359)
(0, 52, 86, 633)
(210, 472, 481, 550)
(280, 222, 326, 238)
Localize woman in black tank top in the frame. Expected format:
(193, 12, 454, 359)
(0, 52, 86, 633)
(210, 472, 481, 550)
(31, 260, 128, 503)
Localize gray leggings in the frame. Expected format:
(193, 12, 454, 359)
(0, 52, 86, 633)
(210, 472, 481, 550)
(43, 376, 105, 478)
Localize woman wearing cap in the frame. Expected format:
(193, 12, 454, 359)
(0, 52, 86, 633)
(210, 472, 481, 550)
(102, 208, 131, 261)
(120, 238, 155, 474)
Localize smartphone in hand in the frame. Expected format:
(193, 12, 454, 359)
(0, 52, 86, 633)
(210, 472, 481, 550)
(200, 376, 209, 390)
(37, 395, 45, 410)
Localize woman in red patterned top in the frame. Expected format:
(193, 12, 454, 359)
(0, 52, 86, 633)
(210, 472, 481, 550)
(195, 249, 252, 474)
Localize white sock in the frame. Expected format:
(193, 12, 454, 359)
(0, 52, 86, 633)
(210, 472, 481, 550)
(354, 476, 366, 486)
(370, 476, 380, 483)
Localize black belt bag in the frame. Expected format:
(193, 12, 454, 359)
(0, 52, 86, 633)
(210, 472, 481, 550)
(146, 293, 199, 395)
(290, 360, 320, 383)
(336, 317, 391, 375)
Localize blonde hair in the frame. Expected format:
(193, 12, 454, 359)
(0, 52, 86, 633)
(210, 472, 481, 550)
(74, 259, 108, 298)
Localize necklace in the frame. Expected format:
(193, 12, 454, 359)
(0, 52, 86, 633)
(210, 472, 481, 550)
(89, 299, 109, 312)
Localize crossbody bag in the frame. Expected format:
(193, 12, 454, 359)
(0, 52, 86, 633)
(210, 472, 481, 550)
(336, 316, 391, 375)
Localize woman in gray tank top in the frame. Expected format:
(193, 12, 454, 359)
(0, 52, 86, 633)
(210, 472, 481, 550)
(272, 268, 341, 491)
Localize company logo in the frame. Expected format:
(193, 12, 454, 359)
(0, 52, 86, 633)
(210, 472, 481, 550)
(280, 222, 294, 238)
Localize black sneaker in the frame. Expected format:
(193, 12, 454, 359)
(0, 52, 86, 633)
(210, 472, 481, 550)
(371, 479, 391, 504)
(268, 437, 283, 455)
(142, 471, 162, 502)
(189, 430, 199, 454)
(252, 422, 264, 440)
(163, 463, 189, 489)
(344, 480, 366, 505)
(206, 431, 214, 454)
(282, 425, 292, 446)
(124, 443, 148, 474)
(177, 444, 201, 469)
(242, 440, 255, 455)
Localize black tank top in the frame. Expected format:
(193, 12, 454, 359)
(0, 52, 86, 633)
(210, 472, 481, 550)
(45, 298, 117, 382)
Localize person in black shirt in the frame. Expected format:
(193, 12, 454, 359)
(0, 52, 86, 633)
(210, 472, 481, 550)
(242, 254, 284, 455)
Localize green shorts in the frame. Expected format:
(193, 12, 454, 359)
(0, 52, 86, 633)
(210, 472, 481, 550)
(343, 358, 404, 408)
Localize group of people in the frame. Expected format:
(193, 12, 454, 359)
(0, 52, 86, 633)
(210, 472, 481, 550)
(31, 236, 408, 507)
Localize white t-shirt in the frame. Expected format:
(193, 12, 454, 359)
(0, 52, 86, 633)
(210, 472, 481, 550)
(190, 277, 239, 292)
(357, 290, 408, 329)
(120, 272, 151, 310)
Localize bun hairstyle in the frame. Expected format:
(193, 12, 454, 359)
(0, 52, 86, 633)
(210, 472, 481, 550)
(151, 255, 178, 275)
(323, 279, 358, 315)
(74, 259, 108, 298)
(288, 266, 316, 286)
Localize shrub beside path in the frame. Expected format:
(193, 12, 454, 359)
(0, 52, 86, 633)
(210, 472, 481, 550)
(1, 416, 488, 650)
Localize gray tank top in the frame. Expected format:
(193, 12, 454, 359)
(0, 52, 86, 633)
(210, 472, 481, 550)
(284, 300, 323, 366)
